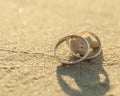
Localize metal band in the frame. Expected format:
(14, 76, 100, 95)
(69, 31, 102, 60)
(54, 35, 90, 64)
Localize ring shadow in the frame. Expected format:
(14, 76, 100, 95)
(56, 51, 110, 96)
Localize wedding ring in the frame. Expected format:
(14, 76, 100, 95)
(68, 31, 102, 60)
(54, 35, 90, 64)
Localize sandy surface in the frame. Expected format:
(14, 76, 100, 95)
(0, 0, 120, 96)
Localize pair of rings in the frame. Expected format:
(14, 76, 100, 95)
(54, 31, 102, 65)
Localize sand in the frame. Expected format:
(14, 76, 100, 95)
(0, 0, 120, 96)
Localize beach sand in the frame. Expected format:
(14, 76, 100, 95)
(0, 0, 120, 96)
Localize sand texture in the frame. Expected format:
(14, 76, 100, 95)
(0, 0, 120, 96)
